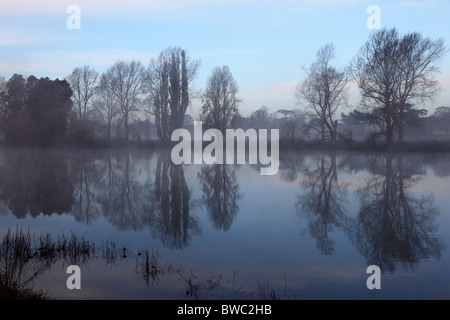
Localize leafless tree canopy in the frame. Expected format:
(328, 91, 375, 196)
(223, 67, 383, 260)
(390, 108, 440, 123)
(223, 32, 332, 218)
(105, 60, 145, 141)
(145, 47, 200, 142)
(297, 43, 349, 142)
(92, 73, 121, 142)
(395, 32, 447, 141)
(67, 65, 99, 122)
(200, 65, 241, 132)
(0, 33, 447, 147)
(351, 28, 447, 144)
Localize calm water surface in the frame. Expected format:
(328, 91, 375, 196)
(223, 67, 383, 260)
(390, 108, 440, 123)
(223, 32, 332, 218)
(0, 147, 449, 299)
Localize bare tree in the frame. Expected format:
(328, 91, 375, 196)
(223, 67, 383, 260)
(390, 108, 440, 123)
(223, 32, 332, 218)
(67, 65, 99, 122)
(395, 32, 447, 142)
(145, 51, 171, 141)
(297, 43, 349, 143)
(106, 60, 145, 141)
(145, 47, 200, 142)
(200, 65, 241, 132)
(352, 28, 446, 144)
(351, 29, 401, 145)
(93, 73, 121, 142)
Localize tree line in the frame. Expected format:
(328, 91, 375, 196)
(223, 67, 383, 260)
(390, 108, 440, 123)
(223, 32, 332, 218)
(0, 28, 448, 148)
(296, 27, 447, 145)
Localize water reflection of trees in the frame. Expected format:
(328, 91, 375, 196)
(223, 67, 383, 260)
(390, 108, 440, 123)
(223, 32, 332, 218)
(423, 153, 450, 178)
(71, 150, 201, 249)
(0, 149, 74, 218)
(103, 153, 154, 230)
(198, 164, 241, 231)
(70, 152, 103, 223)
(67, 150, 153, 229)
(352, 154, 444, 272)
(0, 149, 202, 250)
(295, 152, 349, 255)
(149, 153, 200, 249)
(279, 151, 305, 182)
(0, 147, 445, 265)
(291, 151, 445, 271)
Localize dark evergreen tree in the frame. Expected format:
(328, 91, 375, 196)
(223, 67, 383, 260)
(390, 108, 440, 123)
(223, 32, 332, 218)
(0, 74, 73, 146)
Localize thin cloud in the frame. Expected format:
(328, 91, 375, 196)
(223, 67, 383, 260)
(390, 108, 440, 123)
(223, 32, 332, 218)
(0, 0, 235, 15)
(0, 0, 365, 15)
(0, 49, 158, 77)
(0, 28, 41, 45)
(2, 0, 445, 17)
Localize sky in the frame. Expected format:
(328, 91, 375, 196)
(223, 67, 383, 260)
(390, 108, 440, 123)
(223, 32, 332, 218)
(1, 0, 450, 118)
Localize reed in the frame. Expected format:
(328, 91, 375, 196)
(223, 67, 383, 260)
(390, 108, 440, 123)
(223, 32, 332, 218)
(0, 228, 52, 299)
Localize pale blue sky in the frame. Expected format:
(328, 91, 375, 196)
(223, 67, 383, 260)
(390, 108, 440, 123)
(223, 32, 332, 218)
(1, 0, 449, 117)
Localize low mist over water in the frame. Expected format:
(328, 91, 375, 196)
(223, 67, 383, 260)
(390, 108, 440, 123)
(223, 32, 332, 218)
(0, 148, 448, 299)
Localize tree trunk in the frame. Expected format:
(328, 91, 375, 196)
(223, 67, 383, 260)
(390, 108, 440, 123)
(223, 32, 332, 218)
(398, 105, 404, 142)
(124, 114, 129, 141)
(386, 103, 393, 145)
(332, 120, 338, 143)
(386, 123, 393, 145)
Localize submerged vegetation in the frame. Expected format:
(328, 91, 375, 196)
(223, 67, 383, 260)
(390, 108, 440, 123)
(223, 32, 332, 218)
(0, 228, 96, 299)
(0, 228, 52, 299)
(0, 227, 293, 300)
